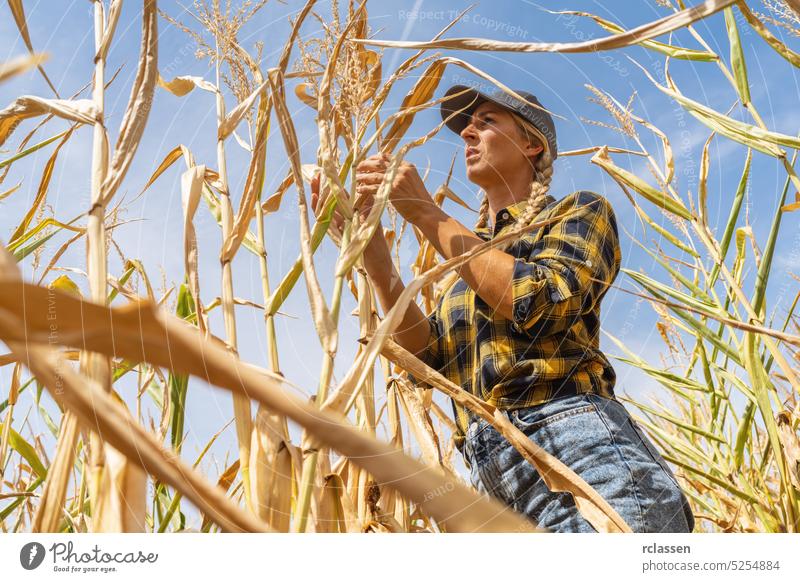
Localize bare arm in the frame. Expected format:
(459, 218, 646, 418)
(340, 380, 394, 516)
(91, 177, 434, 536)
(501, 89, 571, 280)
(411, 206, 517, 321)
(360, 236, 434, 360)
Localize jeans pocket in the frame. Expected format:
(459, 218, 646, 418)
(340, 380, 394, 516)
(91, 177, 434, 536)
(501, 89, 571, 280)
(510, 402, 596, 433)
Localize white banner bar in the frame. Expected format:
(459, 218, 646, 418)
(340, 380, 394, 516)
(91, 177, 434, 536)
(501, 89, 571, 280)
(2, 533, 796, 581)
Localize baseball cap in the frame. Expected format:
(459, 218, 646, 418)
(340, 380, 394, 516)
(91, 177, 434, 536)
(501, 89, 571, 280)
(440, 84, 558, 160)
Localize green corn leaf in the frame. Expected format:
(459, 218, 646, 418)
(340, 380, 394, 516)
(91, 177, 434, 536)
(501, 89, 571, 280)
(591, 146, 693, 220)
(8, 428, 47, 479)
(733, 400, 757, 471)
(724, 7, 750, 104)
(0, 128, 72, 171)
(710, 149, 750, 286)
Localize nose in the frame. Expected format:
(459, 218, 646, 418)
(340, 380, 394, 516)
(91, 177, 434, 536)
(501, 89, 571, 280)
(459, 120, 477, 142)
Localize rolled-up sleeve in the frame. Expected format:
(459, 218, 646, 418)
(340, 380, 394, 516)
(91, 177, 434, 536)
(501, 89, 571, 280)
(406, 309, 442, 387)
(510, 191, 621, 338)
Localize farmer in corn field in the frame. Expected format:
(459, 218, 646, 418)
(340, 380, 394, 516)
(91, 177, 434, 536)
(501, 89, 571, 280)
(312, 84, 695, 533)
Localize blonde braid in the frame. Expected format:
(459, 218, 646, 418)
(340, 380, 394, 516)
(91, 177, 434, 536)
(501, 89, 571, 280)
(517, 151, 553, 222)
(474, 192, 490, 229)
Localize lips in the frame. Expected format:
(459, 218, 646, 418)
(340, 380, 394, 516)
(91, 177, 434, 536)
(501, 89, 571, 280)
(466, 147, 480, 161)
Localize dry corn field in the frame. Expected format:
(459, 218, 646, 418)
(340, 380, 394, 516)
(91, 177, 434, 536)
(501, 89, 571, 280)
(0, 0, 799, 533)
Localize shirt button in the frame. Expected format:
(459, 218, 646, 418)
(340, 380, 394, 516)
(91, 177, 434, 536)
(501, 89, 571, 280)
(586, 259, 593, 267)
(501, 211, 510, 220)
(550, 292, 560, 301)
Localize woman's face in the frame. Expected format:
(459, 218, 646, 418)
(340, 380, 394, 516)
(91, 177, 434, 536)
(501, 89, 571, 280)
(459, 101, 543, 188)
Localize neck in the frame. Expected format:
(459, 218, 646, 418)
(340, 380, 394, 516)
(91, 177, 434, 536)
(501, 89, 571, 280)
(485, 169, 535, 226)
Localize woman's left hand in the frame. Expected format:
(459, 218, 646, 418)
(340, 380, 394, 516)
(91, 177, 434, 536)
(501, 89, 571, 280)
(355, 153, 437, 224)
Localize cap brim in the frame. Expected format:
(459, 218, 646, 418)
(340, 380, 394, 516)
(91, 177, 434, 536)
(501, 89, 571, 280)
(440, 85, 490, 135)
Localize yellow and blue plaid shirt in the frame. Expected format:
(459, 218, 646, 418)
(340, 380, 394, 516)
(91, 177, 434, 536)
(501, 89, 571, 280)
(409, 190, 622, 455)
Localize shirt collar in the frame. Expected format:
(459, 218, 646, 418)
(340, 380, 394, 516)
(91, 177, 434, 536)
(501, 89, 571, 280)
(473, 194, 556, 240)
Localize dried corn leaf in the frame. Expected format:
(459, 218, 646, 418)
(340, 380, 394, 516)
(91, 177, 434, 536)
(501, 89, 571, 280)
(250, 407, 293, 532)
(546, 9, 717, 61)
(395, 379, 442, 468)
(353, 0, 736, 54)
(94, 443, 147, 532)
(381, 60, 446, 152)
(0, 182, 21, 201)
(261, 170, 293, 214)
(31, 412, 80, 532)
(698, 132, 714, 227)
(358, 50, 382, 104)
(629, 112, 675, 186)
(0, 96, 96, 147)
(158, 74, 217, 96)
(218, 79, 269, 141)
(96, 0, 122, 62)
(436, 183, 475, 212)
(181, 165, 207, 334)
(776, 411, 800, 490)
(199, 459, 240, 531)
(8, 127, 73, 243)
(99, 0, 158, 206)
(0, 53, 47, 84)
(294, 83, 318, 109)
(317, 473, 347, 533)
(139, 144, 189, 194)
(219, 94, 269, 263)
(268, 67, 337, 355)
(6, 0, 58, 95)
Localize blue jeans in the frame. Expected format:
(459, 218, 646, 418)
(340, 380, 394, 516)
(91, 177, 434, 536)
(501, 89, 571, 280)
(463, 393, 695, 533)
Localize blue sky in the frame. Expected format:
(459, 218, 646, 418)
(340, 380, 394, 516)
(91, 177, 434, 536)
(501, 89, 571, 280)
(2, 0, 800, 523)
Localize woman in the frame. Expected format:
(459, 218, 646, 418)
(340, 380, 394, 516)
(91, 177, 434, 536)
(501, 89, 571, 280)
(311, 84, 695, 533)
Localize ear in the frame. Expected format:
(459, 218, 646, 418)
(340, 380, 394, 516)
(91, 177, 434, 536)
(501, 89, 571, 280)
(525, 141, 544, 161)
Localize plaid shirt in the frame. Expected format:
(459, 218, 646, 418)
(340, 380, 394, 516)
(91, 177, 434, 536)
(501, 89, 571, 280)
(409, 190, 622, 455)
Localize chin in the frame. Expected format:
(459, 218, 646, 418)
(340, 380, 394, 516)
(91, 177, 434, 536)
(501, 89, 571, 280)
(465, 160, 483, 177)
(465, 164, 491, 187)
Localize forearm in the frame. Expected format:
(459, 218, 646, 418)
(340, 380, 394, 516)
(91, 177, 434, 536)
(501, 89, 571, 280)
(413, 207, 516, 321)
(361, 239, 433, 358)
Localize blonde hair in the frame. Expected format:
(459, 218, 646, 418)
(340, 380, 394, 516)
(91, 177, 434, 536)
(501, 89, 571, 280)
(474, 112, 554, 251)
